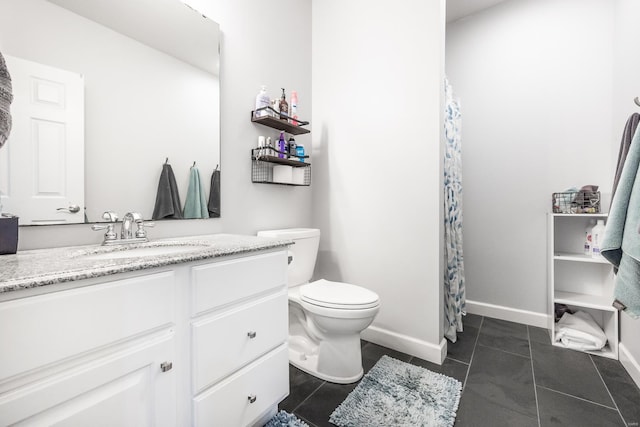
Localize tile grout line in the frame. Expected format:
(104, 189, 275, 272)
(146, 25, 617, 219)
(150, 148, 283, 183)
(476, 342, 532, 360)
(460, 315, 484, 392)
(536, 384, 620, 412)
(446, 356, 471, 366)
(527, 326, 542, 427)
(589, 353, 629, 426)
(291, 380, 328, 414)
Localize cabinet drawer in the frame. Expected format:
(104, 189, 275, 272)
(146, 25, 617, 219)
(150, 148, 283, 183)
(191, 251, 287, 316)
(193, 344, 289, 427)
(191, 289, 287, 393)
(0, 271, 175, 381)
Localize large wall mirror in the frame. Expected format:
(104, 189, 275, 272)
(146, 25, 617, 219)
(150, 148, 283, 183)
(0, 0, 220, 225)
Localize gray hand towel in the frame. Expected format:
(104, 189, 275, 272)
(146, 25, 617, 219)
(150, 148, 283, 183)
(152, 163, 183, 219)
(611, 113, 640, 205)
(208, 169, 220, 218)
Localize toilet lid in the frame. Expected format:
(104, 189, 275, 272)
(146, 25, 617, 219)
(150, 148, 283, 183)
(300, 279, 380, 310)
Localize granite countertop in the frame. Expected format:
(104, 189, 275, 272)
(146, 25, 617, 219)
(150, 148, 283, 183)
(0, 234, 293, 294)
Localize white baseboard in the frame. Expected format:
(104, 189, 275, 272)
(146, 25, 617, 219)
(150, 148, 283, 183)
(466, 299, 548, 329)
(619, 343, 640, 389)
(361, 325, 446, 365)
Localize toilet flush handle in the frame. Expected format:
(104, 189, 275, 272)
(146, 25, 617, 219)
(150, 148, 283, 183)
(288, 250, 294, 265)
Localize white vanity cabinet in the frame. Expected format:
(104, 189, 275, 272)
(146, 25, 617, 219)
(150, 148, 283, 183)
(0, 247, 290, 427)
(190, 251, 289, 426)
(0, 271, 178, 426)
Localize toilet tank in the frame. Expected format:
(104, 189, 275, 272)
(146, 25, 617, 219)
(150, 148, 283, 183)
(257, 228, 320, 287)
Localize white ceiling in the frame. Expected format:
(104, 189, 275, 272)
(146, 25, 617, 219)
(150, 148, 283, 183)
(447, 0, 510, 23)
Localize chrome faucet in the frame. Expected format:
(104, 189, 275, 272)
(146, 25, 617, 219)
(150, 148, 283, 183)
(92, 211, 154, 245)
(121, 212, 142, 240)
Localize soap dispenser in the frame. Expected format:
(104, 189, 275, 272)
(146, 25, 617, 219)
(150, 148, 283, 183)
(279, 88, 288, 120)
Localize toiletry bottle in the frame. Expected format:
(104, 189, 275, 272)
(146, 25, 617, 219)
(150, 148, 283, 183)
(266, 136, 273, 157)
(279, 88, 288, 120)
(296, 143, 305, 162)
(591, 219, 606, 258)
(255, 85, 270, 118)
(290, 90, 298, 125)
(584, 220, 594, 256)
(288, 137, 296, 158)
(278, 131, 287, 159)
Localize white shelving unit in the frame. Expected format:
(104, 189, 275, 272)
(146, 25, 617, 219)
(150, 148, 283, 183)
(547, 213, 618, 359)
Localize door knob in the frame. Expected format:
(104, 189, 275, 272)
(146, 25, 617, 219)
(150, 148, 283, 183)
(57, 205, 81, 213)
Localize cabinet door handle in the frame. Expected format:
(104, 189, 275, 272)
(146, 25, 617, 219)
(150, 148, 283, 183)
(247, 331, 257, 339)
(160, 361, 173, 372)
(247, 394, 257, 404)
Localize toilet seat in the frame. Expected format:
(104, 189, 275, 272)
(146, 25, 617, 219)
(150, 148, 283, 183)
(300, 279, 379, 310)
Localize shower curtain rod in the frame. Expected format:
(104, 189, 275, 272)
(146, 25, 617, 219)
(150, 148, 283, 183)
(635, 97, 640, 107)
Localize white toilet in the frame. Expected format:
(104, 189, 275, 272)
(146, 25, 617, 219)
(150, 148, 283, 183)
(257, 228, 380, 384)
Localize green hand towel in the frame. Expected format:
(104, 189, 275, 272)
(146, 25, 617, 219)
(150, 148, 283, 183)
(183, 166, 209, 219)
(601, 126, 640, 318)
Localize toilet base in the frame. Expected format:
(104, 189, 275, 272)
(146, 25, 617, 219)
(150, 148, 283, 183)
(288, 346, 363, 384)
(288, 334, 364, 384)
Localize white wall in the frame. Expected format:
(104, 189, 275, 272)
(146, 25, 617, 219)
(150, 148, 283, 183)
(312, 0, 446, 363)
(446, 0, 615, 319)
(613, 0, 640, 387)
(6, 0, 312, 249)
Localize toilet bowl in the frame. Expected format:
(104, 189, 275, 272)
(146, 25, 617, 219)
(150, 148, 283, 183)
(257, 228, 380, 384)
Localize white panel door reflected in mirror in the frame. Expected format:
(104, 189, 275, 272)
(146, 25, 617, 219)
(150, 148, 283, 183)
(0, 55, 84, 225)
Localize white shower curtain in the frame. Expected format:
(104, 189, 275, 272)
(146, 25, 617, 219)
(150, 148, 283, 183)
(444, 77, 466, 343)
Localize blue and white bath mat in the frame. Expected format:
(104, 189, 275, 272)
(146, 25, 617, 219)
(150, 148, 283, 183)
(264, 410, 309, 427)
(330, 355, 462, 427)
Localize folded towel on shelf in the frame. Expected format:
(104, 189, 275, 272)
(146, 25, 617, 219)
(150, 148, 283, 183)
(207, 168, 220, 218)
(601, 125, 640, 318)
(554, 310, 607, 351)
(152, 163, 183, 220)
(183, 165, 209, 219)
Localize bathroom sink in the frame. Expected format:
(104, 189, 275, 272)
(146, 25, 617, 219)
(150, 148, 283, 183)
(81, 244, 208, 261)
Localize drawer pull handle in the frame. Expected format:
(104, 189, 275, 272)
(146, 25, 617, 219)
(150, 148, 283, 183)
(160, 361, 173, 372)
(248, 394, 257, 404)
(247, 331, 257, 339)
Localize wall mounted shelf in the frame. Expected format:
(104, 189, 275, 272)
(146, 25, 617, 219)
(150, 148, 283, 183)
(251, 149, 311, 186)
(251, 107, 310, 135)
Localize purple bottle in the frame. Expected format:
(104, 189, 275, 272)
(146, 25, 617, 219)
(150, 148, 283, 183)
(277, 131, 286, 159)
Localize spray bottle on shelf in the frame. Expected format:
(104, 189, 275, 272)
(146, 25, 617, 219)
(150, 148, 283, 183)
(290, 90, 298, 126)
(591, 219, 606, 258)
(584, 219, 595, 256)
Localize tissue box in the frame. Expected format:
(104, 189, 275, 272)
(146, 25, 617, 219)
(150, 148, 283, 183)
(0, 215, 18, 255)
(273, 165, 293, 184)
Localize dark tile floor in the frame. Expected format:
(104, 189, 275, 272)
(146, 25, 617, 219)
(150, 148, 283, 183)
(280, 314, 640, 427)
